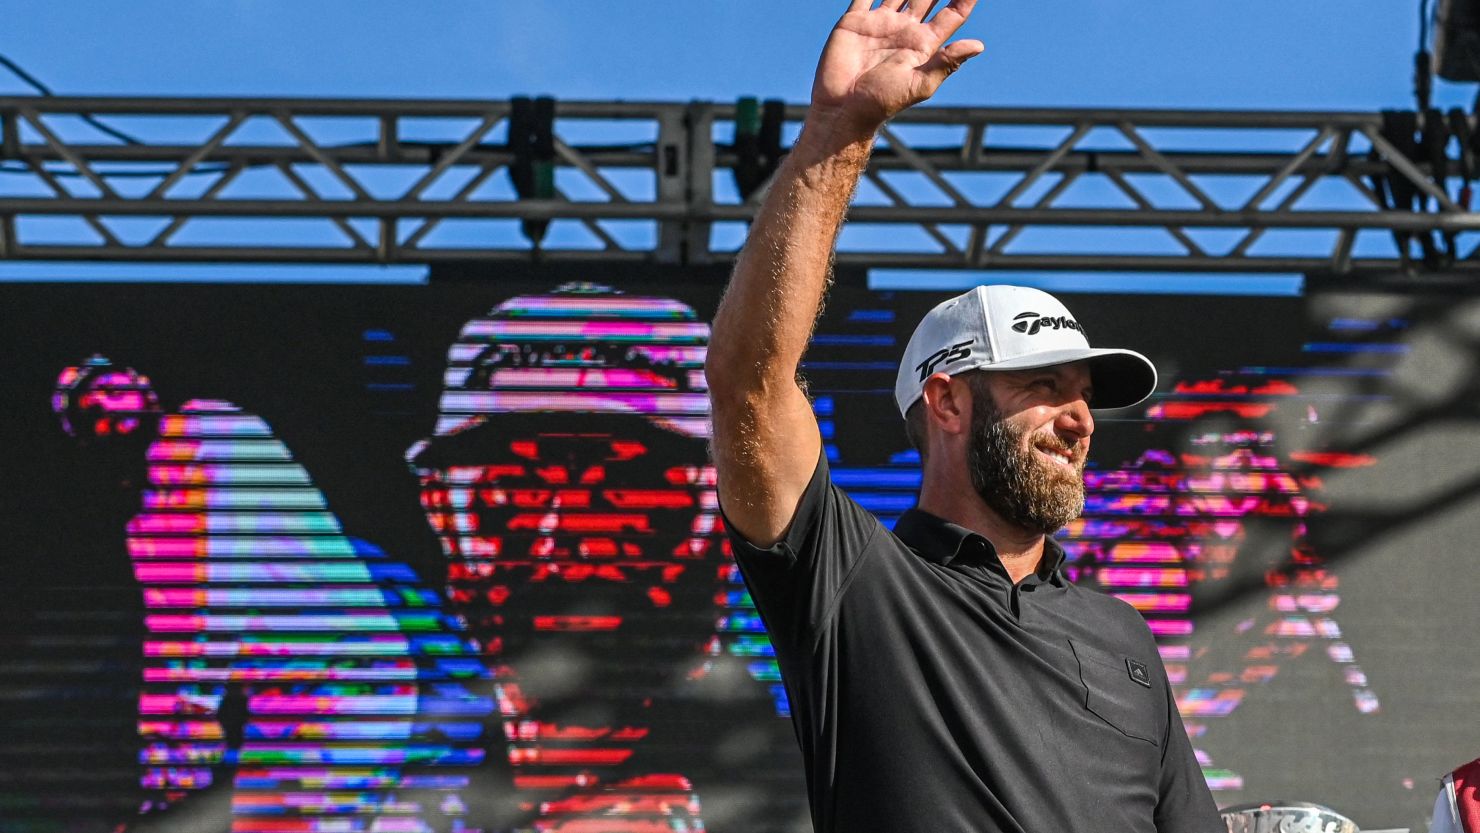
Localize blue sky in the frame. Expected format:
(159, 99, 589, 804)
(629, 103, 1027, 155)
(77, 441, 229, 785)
(2, 1, 1474, 290)
(3, 1, 1462, 109)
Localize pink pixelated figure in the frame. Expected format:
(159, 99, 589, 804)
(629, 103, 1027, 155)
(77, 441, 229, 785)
(1065, 372, 1379, 793)
(55, 355, 470, 833)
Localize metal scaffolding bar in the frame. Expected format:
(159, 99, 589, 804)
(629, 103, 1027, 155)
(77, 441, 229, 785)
(3, 95, 1478, 274)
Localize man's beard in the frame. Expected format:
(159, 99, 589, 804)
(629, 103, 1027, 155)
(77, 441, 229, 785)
(968, 405, 1086, 534)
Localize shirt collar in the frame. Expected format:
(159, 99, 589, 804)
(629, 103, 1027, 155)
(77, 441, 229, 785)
(893, 508, 1068, 584)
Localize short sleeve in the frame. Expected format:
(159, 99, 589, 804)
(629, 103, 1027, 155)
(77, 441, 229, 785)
(721, 451, 883, 657)
(1154, 677, 1225, 833)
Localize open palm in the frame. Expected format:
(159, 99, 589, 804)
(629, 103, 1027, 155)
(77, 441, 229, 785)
(811, 0, 983, 133)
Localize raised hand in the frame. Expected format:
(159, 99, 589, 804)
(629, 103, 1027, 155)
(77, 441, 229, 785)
(810, 0, 984, 138)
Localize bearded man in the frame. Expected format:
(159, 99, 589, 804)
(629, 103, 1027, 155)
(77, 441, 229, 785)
(703, 2, 1222, 832)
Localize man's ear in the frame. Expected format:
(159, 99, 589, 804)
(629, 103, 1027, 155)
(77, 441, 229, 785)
(920, 373, 968, 438)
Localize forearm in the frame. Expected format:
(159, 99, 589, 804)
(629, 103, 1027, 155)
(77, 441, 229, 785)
(705, 120, 875, 543)
(708, 121, 874, 393)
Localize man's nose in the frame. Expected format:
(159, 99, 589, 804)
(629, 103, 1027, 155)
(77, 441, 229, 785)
(1057, 397, 1094, 441)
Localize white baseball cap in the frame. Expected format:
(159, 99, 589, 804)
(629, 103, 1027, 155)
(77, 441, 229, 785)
(893, 285, 1158, 415)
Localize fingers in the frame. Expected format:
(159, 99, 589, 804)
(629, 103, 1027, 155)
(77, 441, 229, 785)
(916, 38, 985, 88)
(853, 0, 976, 43)
(905, 0, 942, 20)
(926, 0, 978, 41)
(940, 38, 986, 65)
(867, 0, 955, 22)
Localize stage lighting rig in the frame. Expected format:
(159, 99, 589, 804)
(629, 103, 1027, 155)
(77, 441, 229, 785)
(509, 95, 556, 246)
(733, 97, 785, 201)
(1434, 0, 1480, 81)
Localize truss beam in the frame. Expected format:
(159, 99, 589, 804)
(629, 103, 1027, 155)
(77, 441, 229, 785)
(3, 95, 1478, 274)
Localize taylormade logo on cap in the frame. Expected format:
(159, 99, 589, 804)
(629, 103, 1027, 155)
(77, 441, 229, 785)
(893, 285, 1159, 416)
(1010, 311, 1084, 337)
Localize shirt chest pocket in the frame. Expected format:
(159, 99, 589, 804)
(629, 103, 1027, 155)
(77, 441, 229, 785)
(1068, 638, 1166, 746)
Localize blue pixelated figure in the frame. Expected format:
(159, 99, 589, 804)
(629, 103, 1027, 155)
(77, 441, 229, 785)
(55, 355, 478, 833)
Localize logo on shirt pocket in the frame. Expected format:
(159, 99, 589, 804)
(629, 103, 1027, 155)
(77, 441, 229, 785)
(1068, 638, 1164, 746)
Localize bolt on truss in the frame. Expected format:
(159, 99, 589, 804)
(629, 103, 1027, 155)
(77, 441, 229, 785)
(3, 95, 1480, 273)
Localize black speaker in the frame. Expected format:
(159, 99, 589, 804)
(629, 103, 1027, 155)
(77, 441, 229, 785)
(1435, 0, 1480, 81)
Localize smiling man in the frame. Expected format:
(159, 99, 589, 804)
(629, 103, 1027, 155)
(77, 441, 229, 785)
(704, 2, 1222, 832)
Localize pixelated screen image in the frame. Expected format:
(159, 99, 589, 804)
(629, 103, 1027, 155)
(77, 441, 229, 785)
(0, 273, 1476, 833)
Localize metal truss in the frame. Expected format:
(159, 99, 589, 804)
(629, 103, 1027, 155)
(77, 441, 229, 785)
(3, 95, 1480, 273)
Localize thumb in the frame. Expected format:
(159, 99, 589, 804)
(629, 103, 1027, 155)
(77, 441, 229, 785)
(917, 38, 985, 88)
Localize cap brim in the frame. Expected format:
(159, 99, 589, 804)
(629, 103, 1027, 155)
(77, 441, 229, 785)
(981, 347, 1158, 410)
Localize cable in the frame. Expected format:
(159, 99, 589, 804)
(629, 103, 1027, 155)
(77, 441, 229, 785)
(0, 54, 648, 185)
(0, 161, 213, 176)
(1416, 0, 1435, 110)
(0, 51, 239, 182)
(0, 52, 144, 146)
(0, 52, 52, 95)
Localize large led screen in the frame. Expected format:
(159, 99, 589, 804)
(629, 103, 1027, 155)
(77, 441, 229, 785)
(1, 274, 1476, 833)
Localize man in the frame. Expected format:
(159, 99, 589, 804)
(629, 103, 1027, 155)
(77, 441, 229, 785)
(705, 2, 1223, 831)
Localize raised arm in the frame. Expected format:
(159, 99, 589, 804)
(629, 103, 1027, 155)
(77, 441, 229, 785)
(706, 0, 984, 547)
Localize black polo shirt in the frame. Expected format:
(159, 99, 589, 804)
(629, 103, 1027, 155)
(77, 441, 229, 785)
(726, 454, 1221, 833)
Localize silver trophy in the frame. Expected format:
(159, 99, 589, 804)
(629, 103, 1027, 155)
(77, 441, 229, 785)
(1221, 802, 1361, 833)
